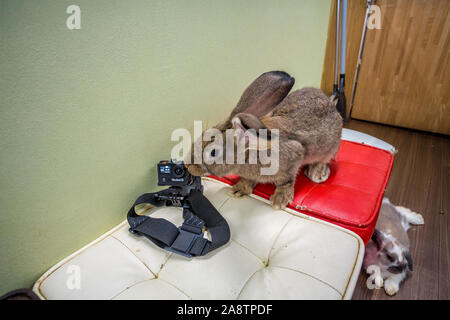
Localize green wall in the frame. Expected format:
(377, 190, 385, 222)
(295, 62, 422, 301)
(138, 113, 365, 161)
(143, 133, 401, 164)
(0, 0, 331, 294)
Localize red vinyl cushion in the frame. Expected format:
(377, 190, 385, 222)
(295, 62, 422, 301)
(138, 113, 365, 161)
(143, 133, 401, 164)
(209, 140, 394, 244)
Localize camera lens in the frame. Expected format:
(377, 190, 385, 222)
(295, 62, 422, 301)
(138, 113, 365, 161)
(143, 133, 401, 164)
(173, 165, 185, 178)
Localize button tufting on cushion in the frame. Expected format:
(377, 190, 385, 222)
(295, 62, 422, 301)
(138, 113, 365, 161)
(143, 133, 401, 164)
(33, 178, 364, 300)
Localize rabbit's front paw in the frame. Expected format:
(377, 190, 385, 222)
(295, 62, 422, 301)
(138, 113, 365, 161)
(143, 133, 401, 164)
(384, 280, 399, 296)
(270, 184, 294, 210)
(228, 179, 255, 198)
(305, 162, 330, 183)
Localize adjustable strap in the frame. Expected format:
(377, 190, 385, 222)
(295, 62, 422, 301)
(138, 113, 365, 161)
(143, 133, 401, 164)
(127, 190, 230, 258)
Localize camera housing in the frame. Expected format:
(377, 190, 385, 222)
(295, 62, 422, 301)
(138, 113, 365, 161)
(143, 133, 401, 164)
(157, 160, 199, 187)
(157, 160, 203, 202)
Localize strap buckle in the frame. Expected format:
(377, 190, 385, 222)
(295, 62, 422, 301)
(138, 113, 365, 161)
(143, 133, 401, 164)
(165, 228, 206, 258)
(166, 212, 207, 258)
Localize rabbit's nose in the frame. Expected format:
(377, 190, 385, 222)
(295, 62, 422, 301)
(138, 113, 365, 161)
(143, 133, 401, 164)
(186, 164, 206, 177)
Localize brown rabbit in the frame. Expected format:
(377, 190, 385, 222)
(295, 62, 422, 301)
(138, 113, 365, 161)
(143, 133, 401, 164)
(185, 71, 343, 209)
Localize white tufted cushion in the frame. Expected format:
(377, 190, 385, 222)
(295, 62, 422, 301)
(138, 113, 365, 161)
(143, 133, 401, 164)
(33, 178, 364, 300)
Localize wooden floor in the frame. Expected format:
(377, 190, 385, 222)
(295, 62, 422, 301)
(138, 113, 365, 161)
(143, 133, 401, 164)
(344, 120, 449, 300)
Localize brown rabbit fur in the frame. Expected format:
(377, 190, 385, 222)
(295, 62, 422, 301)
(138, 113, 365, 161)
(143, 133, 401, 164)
(185, 71, 343, 209)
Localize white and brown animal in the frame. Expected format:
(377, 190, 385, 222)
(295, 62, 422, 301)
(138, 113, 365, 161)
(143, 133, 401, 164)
(363, 198, 424, 296)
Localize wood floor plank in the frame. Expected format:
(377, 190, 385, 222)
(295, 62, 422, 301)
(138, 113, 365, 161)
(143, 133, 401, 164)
(439, 137, 449, 299)
(405, 133, 441, 300)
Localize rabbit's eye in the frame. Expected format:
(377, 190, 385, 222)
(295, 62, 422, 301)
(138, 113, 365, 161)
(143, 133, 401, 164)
(210, 149, 217, 157)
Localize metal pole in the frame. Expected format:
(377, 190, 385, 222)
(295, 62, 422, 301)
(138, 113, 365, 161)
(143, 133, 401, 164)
(349, 0, 373, 118)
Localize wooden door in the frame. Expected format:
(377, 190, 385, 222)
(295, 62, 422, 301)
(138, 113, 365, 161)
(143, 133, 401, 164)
(321, 0, 450, 135)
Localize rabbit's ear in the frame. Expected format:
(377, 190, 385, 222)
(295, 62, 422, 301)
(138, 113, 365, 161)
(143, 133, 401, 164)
(405, 251, 413, 271)
(231, 113, 274, 150)
(230, 71, 294, 120)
